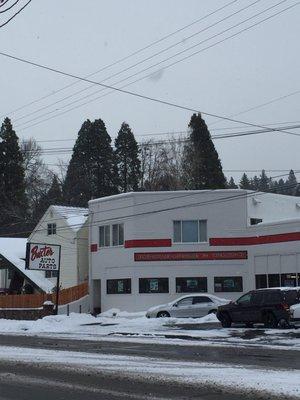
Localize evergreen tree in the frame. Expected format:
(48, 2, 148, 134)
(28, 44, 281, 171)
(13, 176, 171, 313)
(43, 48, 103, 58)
(63, 119, 118, 206)
(182, 113, 226, 189)
(285, 169, 297, 195)
(227, 177, 238, 189)
(34, 175, 63, 221)
(0, 118, 27, 231)
(258, 170, 270, 192)
(239, 173, 251, 189)
(115, 122, 141, 192)
(250, 175, 260, 191)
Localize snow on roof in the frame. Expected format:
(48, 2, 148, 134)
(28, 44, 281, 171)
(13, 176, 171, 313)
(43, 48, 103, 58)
(51, 206, 88, 232)
(0, 238, 54, 293)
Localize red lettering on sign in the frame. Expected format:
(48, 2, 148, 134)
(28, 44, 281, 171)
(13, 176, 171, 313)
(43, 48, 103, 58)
(134, 251, 247, 262)
(30, 245, 54, 261)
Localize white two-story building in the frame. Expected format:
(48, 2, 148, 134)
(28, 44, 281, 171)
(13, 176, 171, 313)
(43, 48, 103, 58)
(89, 190, 300, 313)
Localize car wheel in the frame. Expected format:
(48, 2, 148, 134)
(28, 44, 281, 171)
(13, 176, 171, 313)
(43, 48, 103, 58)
(157, 311, 170, 318)
(208, 309, 217, 314)
(263, 312, 278, 328)
(245, 322, 254, 328)
(278, 318, 290, 329)
(219, 312, 232, 328)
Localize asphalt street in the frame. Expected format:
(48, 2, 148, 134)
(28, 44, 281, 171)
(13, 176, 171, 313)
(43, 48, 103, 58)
(0, 335, 299, 399)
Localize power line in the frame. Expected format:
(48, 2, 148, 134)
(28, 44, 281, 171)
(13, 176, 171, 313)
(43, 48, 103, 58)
(0, 0, 20, 13)
(2, 174, 300, 237)
(13, 0, 264, 126)
(0, 0, 239, 119)
(0, 4, 298, 139)
(0, 0, 31, 29)
(16, 1, 299, 133)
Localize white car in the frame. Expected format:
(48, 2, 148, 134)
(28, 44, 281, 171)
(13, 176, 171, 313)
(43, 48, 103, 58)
(290, 303, 300, 323)
(146, 294, 230, 318)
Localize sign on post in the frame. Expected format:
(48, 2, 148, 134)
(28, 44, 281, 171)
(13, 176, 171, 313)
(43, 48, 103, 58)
(25, 243, 61, 271)
(25, 243, 61, 315)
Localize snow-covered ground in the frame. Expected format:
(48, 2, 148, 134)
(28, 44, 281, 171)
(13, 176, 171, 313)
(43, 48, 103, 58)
(0, 344, 299, 398)
(0, 310, 300, 349)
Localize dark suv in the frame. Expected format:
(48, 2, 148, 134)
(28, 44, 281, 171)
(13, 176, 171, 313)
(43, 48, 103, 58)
(217, 288, 300, 328)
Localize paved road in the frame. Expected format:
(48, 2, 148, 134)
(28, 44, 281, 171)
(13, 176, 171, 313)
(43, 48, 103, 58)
(0, 334, 299, 399)
(0, 334, 299, 369)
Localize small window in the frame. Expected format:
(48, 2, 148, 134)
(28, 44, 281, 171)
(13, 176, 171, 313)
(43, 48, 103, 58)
(112, 223, 124, 246)
(107, 279, 131, 294)
(263, 291, 282, 304)
(47, 223, 56, 235)
(251, 292, 264, 306)
(99, 225, 110, 247)
(193, 296, 213, 304)
(139, 278, 169, 294)
(214, 277, 243, 292)
(255, 274, 267, 289)
(173, 220, 207, 243)
(250, 218, 262, 225)
(45, 270, 58, 278)
(176, 297, 193, 307)
(236, 292, 252, 305)
(176, 277, 207, 293)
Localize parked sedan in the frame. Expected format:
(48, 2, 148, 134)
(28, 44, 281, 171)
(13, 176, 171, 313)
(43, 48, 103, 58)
(146, 294, 230, 318)
(290, 303, 300, 323)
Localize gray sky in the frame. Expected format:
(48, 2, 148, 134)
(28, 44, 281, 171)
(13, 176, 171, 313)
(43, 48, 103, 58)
(1, 0, 300, 182)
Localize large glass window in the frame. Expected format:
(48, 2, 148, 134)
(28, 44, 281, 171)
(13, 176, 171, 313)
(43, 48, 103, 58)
(99, 225, 111, 247)
(107, 279, 131, 294)
(214, 277, 243, 292)
(268, 274, 280, 287)
(139, 278, 169, 294)
(173, 220, 207, 243)
(112, 223, 124, 246)
(176, 277, 207, 293)
(281, 273, 297, 287)
(255, 274, 267, 289)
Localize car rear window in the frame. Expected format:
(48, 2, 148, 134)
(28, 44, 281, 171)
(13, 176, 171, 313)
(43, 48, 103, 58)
(283, 290, 300, 305)
(263, 291, 282, 304)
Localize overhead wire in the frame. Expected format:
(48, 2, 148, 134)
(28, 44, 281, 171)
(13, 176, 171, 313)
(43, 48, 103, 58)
(0, 0, 239, 119)
(12, 0, 265, 126)
(0, 0, 31, 29)
(0, 0, 20, 13)
(13, 1, 300, 134)
(1, 172, 300, 237)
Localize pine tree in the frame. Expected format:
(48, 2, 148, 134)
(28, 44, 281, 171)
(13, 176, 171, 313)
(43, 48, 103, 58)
(115, 122, 141, 192)
(258, 170, 270, 192)
(239, 173, 251, 190)
(227, 177, 238, 189)
(0, 118, 27, 231)
(182, 113, 226, 189)
(63, 119, 118, 206)
(33, 175, 63, 221)
(285, 169, 297, 195)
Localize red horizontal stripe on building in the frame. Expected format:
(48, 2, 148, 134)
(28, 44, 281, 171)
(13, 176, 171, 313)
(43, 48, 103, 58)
(134, 251, 247, 262)
(125, 239, 172, 248)
(210, 231, 300, 247)
(90, 244, 98, 252)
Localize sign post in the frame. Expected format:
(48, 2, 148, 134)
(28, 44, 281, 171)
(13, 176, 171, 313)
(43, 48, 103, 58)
(25, 242, 61, 315)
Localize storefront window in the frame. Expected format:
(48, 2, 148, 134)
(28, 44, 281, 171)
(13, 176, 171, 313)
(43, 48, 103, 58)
(107, 279, 131, 294)
(268, 274, 280, 287)
(214, 277, 243, 292)
(255, 274, 267, 289)
(176, 277, 207, 293)
(139, 278, 169, 293)
(281, 273, 297, 287)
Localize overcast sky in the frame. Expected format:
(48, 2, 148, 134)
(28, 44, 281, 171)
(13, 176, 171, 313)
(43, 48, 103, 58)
(1, 0, 299, 182)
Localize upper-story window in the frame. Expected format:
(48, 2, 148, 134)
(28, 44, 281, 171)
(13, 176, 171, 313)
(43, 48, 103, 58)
(47, 223, 56, 235)
(173, 220, 207, 243)
(250, 218, 262, 225)
(99, 223, 124, 247)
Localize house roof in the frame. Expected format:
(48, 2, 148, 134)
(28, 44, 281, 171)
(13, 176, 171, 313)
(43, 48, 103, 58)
(0, 238, 55, 293)
(51, 206, 88, 232)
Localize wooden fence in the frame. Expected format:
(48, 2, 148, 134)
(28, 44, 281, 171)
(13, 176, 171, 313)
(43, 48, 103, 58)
(0, 282, 88, 309)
